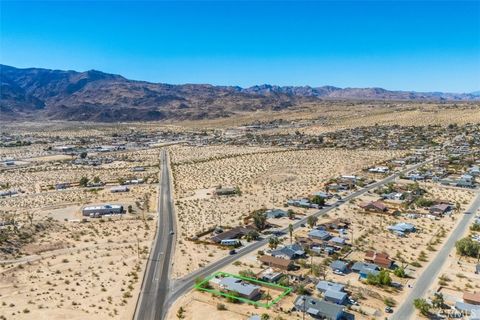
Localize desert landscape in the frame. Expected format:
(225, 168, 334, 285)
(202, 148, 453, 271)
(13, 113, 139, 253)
(1, 100, 479, 320)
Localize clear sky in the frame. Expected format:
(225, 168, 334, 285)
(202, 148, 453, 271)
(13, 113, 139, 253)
(1, 1, 479, 92)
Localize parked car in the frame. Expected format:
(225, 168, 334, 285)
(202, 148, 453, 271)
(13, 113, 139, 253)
(229, 250, 236, 255)
(385, 307, 393, 313)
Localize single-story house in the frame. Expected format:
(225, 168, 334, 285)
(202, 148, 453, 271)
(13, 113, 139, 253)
(325, 183, 349, 192)
(313, 191, 332, 199)
(218, 276, 261, 300)
(382, 192, 405, 201)
(351, 262, 380, 278)
(329, 237, 346, 246)
(266, 209, 288, 219)
(324, 290, 348, 305)
(271, 243, 305, 260)
(258, 268, 283, 283)
(287, 198, 319, 209)
(387, 222, 416, 236)
(429, 203, 452, 215)
(308, 229, 331, 241)
(368, 166, 389, 173)
(316, 281, 347, 305)
(296, 237, 323, 250)
(259, 255, 294, 271)
(365, 251, 394, 269)
(409, 173, 426, 181)
(464, 292, 480, 305)
(211, 226, 251, 243)
(359, 201, 388, 213)
(330, 260, 349, 273)
(320, 219, 350, 231)
(316, 280, 345, 293)
(82, 204, 123, 216)
(455, 301, 480, 314)
(293, 295, 344, 320)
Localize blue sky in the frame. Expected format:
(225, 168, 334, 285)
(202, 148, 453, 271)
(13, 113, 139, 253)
(1, 1, 479, 92)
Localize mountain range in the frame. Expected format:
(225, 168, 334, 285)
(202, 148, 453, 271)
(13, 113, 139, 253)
(1, 64, 478, 122)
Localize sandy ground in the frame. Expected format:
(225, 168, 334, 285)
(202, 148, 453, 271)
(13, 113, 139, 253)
(0, 144, 161, 320)
(169, 146, 406, 278)
(0, 217, 155, 320)
(0, 149, 159, 194)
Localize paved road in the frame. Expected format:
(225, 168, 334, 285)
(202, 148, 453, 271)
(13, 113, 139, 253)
(134, 149, 176, 320)
(163, 159, 434, 317)
(391, 190, 480, 320)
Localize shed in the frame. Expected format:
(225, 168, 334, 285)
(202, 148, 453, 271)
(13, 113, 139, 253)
(259, 255, 293, 271)
(308, 229, 331, 241)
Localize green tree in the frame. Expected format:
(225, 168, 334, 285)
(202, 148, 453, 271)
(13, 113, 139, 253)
(456, 237, 480, 257)
(414, 197, 434, 208)
(79, 152, 87, 159)
(393, 266, 407, 278)
(366, 270, 392, 286)
(252, 210, 267, 230)
(245, 230, 260, 242)
(432, 293, 445, 310)
(261, 314, 270, 320)
(378, 270, 392, 286)
(307, 215, 318, 228)
(79, 176, 89, 187)
(310, 195, 325, 206)
(269, 236, 280, 250)
(93, 176, 101, 183)
(294, 284, 309, 295)
(470, 223, 480, 232)
(287, 209, 295, 219)
(413, 298, 431, 316)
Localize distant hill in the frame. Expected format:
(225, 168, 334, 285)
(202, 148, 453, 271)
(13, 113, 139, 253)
(1, 64, 478, 122)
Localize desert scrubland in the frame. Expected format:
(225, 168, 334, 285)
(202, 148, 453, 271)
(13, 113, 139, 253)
(169, 145, 406, 277)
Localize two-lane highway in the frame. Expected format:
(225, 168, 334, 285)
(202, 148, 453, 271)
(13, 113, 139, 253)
(134, 149, 176, 320)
